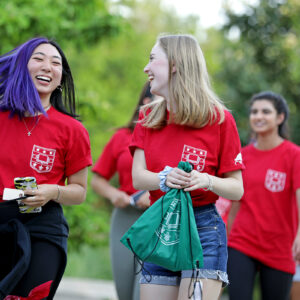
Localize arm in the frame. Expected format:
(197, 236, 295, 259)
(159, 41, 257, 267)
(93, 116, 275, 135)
(227, 200, 241, 235)
(23, 167, 89, 207)
(292, 189, 300, 263)
(132, 148, 161, 190)
(91, 173, 131, 208)
(132, 148, 191, 190)
(184, 170, 244, 200)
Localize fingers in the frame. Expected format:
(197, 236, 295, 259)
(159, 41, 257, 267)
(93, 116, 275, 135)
(166, 168, 191, 189)
(184, 171, 210, 192)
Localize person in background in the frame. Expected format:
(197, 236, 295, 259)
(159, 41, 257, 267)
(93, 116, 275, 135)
(130, 34, 244, 300)
(91, 82, 152, 300)
(0, 37, 92, 299)
(290, 265, 300, 300)
(227, 91, 300, 300)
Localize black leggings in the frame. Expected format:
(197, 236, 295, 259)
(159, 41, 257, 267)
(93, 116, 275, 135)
(0, 237, 63, 299)
(227, 247, 293, 300)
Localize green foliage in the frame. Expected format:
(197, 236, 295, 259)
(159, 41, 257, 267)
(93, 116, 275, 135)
(217, 0, 300, 145)
(0, 0, 122, 52)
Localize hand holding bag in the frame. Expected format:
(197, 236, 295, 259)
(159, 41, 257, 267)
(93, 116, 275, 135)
(120, 161, 203, 272)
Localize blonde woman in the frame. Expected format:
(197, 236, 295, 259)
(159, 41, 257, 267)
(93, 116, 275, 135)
(130, 34, 244, 300)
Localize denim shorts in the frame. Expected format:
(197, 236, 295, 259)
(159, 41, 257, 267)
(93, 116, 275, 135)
(140, 204, 229, 286)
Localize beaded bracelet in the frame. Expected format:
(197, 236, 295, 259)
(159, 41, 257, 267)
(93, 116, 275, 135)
(158, 166, 173, 192)
(203, 173, 213, 191)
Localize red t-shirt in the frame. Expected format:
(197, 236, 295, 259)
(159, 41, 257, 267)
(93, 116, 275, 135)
(0, 107, 92, 200)
(92, 128, 137, 195)
(228, 141, 300, 274)
(130, 109, 244, 206)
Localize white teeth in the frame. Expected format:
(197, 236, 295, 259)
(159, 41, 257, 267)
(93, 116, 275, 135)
(149, 75, 154, 81)
(36, 75, 51, 82)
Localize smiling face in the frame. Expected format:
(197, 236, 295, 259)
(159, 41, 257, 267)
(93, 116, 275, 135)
(27, 43, 62, 103)
(144, 43, 170, 100)
(250, 99, 284, 136)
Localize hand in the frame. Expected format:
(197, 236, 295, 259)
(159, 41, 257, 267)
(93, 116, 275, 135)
(136, 192, 150, 210)
(184, 170, 210, 192)
(22, 184, 58, 207)
(293, 233, 300, 263)
(165, 167, 191, 190)
(110, 190, 131, 208)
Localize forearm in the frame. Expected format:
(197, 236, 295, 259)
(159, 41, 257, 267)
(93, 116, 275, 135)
(132, 168, 160, 191)
(209, 175, 244, 200)
(56, 167, 88, 205)
(91, 174, 119, 202)
(54, 183, 86, 205)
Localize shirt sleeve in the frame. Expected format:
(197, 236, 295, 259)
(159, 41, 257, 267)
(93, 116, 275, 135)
(217, 110, 245, 177)
(129, 112, 146, 156)
(92, 132, 119, 180)
(65, 122, 92, 177)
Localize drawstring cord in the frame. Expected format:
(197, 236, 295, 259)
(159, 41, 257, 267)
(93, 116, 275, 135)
(127, 194, 166, 283)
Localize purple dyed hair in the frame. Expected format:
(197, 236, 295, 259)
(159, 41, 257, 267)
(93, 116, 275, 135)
(0, 37, 77, 119)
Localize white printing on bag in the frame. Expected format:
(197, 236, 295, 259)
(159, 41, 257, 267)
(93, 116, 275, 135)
(264, 169, 286, 192)
(155, 198, 181, 246)
(181, 145, 207, 171)
(30, 144, 56, 173)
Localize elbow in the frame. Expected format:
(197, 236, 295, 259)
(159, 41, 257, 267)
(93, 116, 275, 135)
(232, 185, 244, 201)
(132, 175, 142, 190)
(132, 170, 144, 190)
(76, 187, 87, 205)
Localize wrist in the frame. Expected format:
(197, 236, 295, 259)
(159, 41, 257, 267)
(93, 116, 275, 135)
(55, 185, 61, 202)
(203, 173, 213, 191)
(158, 166, 173, 192)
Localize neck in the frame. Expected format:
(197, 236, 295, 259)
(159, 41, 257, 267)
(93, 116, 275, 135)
(254, 132, 284, 150)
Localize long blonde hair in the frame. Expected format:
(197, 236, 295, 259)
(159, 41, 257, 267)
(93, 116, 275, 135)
(142, 34, 226, 129)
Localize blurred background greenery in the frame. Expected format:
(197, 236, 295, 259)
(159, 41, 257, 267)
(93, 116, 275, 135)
(1, 0, 299, 292)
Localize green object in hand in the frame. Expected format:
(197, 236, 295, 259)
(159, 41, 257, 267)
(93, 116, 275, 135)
(120, 161, 203, 272)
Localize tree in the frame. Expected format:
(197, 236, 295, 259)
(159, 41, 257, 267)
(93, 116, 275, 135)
(217, 0, 300, 144)
(0, 0, 122, 52)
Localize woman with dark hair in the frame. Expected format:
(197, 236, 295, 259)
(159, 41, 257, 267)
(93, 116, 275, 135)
(227, 91, 300, 300)
(91, 82, 152, 300)
(0, 37, 92, 299)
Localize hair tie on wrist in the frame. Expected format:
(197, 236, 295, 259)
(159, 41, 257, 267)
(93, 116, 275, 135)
(158, 166, 173, 192)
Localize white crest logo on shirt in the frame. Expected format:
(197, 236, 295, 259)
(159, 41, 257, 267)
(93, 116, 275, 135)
(265, 169, 286, 192)
(30, 145, 56, 173)
(181, 145, 207, 171)
(234, 153, 243, 165)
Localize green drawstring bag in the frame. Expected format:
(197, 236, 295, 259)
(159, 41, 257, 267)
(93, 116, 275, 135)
(120, 161, 203, 272)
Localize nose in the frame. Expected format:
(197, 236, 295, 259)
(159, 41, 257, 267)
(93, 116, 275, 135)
(41, 59, 51, 72)
(144, 63, 149, 74)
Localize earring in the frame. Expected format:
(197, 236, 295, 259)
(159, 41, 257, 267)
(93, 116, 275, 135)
(57, 85, 62, 92)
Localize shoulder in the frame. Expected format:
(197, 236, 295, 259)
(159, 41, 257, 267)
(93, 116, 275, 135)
(48, 108, 88, 133)
(241, 144, 254, 155)
(114, 128, 132, 138)
(282, 140, 300, 155)
(223, 109, 236, 123)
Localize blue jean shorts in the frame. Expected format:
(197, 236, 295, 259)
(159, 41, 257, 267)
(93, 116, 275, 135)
(140, 204, 229, 286)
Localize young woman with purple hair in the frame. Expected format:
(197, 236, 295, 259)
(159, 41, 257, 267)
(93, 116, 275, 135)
(0, 37, 92, 299)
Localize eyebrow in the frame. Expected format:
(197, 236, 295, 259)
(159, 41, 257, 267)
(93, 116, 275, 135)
(33, 52, 62, 60)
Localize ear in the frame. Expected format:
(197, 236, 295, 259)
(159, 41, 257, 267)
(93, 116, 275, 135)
(276, 113, 285, 125)
(143, 97, 151, 105)
(171, 63, 176, 73)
